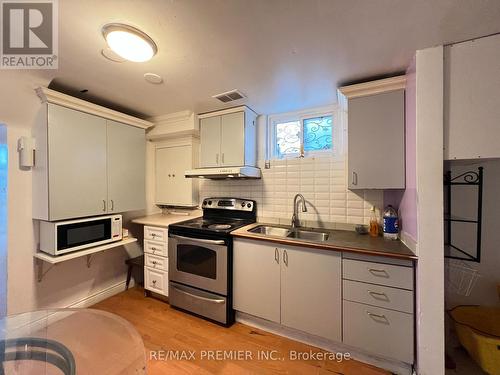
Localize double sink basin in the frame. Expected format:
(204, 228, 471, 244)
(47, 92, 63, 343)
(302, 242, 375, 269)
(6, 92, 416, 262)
(249, 225, 330, 242)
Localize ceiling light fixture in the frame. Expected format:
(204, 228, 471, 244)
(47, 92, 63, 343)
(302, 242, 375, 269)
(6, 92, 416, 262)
(102, 23, 157, 62)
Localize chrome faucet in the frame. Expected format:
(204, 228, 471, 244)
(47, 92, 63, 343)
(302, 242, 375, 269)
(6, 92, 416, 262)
(291, 194, 307, 228)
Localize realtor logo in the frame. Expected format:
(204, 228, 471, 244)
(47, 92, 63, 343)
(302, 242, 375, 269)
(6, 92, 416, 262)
(1, 0, 58, 69)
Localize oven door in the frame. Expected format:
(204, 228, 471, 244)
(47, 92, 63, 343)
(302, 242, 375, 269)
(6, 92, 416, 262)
(168, 234, 227, 296)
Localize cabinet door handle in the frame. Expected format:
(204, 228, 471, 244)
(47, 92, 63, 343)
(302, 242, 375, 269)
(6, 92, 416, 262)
(110, 199, 114, 211)
(283, 249, 288, 266)
(352, 171, 358, 186)
(102, 200, 106, 212)
(216, 153, 219, 164)
(222, 153, 225, 164)
(274, 248, 279, 264)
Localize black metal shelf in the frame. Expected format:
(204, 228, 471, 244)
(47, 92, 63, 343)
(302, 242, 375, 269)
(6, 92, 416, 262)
(444, 167, 483, 263)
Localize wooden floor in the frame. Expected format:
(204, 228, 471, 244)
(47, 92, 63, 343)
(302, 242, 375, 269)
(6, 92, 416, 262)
(92, 288, 389, 375)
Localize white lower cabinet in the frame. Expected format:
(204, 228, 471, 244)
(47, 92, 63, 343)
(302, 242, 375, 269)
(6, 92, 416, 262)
(342, 257, 415, 364)
(343, 301, 414, 363)
(280, 245, 341, 342)
(233, 240, 280, 323)
(233, 239, 415, 365)
(233, 239, 342, 342)
(144, 226, 168, 296)
(145, 267, 168, 295)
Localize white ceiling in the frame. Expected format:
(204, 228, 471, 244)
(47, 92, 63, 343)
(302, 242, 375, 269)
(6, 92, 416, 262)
(33, 0, 500, 118)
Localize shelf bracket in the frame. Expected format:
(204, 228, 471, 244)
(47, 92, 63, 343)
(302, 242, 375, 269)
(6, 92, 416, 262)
(36, 259, 55, 282)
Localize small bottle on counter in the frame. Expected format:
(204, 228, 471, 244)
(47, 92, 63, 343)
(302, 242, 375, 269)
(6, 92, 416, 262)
(369, 206, 379, 237)
(383, 205, 399, 240)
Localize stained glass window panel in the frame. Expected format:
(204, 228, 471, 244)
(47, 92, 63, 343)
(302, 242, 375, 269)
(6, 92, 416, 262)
(275, 121, 300, 157)
(303, 116, 333, 151)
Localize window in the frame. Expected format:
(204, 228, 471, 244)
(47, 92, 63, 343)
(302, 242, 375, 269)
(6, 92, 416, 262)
(270, 109, 335, 159)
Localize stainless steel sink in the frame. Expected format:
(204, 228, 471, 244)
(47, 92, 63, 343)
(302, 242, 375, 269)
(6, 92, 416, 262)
(248, 225, 330, 242)
(287, 229, 329, 242)
(249, 225, 291, 237)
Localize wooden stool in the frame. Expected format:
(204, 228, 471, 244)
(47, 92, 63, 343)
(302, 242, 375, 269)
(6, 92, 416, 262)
(125, 255, 144, 290)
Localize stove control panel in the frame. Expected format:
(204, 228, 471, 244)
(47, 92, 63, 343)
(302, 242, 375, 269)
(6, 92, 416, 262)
(202, 198, 255, 212)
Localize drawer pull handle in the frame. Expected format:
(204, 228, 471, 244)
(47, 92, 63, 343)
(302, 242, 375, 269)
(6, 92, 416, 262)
(152, 280, 157, 284)
(274, 248, 279, 264)
(283, 249, 288, 266)
(367, 312, 389, 324)
(152, 261, 158, 265)
(368, 290, 390, 301)
(171, 285, 225, 304)
(368, 268, 389, 278)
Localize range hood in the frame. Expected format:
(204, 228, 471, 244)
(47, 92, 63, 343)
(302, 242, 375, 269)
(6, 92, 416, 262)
(185, 166, 261, 179)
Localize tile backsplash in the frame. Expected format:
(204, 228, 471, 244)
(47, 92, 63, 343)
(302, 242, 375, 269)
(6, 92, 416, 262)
(199, 155, 383, 227)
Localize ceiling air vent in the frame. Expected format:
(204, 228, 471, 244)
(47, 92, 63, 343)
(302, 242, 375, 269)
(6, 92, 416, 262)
(212, 89, 246, 103)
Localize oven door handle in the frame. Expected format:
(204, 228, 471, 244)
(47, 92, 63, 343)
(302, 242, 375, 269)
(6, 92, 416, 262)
(171, 285, 226, 304)
(169, 234, 225, 245)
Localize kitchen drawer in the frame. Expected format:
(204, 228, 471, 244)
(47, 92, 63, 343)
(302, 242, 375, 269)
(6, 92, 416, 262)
(144, 239, 168, 257)
(343, 300, 414, 363)
(144, 226, 168, 242)
(145, 267, 168, 296)
(343, 280, 413, 313)
(343, 259, 413, 290)
(145, 253, 168, 271)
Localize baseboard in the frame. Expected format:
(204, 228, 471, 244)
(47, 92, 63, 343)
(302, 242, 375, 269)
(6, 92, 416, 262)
(236, 312, 413, 375)
(67, 280, 130, 308)
(6, 281, 130, 336)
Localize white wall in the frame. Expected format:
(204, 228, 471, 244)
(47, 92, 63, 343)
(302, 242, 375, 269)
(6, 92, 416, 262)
(414, 46, 445, 375)
(445, 159, 500, 307)
(0, 125, 7, 316)
(0, 71, 144, 314)
(199, 114, 385, 227)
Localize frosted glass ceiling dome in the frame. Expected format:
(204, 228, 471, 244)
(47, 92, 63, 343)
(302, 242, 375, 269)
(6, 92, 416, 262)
(102, 23, 157, 62)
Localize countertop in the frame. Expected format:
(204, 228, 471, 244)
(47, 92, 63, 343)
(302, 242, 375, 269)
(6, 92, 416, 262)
(232, 223, 417, 260)
(131, 210, 202, 228)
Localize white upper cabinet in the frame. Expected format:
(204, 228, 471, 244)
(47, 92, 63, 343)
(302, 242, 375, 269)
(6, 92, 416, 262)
(220, 111, 245, 166)
(340, 77, 406, 190)
(198, 106, 257, 168)
(444, 34, 500, 160)
(200, 116, 221, 167)
(155, 142, 199, 207)
(107, 119, 146, 213)
(46, 104, 108, 220)
(33, 98, 149, 221)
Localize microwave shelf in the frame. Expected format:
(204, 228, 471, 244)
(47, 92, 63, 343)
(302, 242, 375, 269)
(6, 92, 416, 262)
(34, 237, 137, 282)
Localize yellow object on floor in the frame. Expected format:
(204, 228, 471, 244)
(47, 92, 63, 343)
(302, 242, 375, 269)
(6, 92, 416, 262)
(449, 305, 500, 375)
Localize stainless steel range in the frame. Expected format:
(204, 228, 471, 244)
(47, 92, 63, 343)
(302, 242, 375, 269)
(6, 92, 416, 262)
(168, 198, 256, 326)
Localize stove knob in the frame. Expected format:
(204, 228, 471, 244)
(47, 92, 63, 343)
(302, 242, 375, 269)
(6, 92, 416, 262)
(203, 200, 207, 206)
(208, 200, 212, 205)
(247, 203, 252, 208)
(241, 202, 246, 207)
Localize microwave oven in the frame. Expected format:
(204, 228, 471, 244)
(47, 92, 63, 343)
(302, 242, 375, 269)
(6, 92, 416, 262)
(39, 215, 123, 256)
